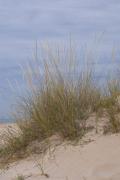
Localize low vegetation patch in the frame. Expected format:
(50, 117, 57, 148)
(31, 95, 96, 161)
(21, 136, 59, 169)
(15, 175, 25, 180)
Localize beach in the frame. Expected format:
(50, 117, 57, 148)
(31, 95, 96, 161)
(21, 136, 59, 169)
(0, 124, 120, 180)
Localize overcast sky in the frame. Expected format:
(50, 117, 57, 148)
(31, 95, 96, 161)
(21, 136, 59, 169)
(0, 0, 120, 121)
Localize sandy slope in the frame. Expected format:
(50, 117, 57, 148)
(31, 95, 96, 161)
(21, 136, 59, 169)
(0, 131, 120, 180)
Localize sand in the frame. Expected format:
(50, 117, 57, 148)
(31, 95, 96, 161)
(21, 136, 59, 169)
(0, 125, 120, 180)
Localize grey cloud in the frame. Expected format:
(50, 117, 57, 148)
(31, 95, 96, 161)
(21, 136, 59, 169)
(0, 0, 120, 120)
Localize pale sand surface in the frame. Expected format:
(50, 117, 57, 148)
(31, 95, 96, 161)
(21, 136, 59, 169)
(0, 125, 120, 180)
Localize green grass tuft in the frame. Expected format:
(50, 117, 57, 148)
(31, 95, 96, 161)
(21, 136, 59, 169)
(1, 43, 120, 165)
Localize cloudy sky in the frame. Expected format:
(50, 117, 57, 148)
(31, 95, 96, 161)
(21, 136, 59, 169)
(0, 0, 120, 121)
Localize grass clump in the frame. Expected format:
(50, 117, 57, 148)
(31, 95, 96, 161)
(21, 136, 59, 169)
(0, 43, 101, 162)
(1, 42, 120, 164)
(102, 79, 120, 133)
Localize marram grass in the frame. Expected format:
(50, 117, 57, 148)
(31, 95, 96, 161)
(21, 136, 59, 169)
(0, 43, 120, 165)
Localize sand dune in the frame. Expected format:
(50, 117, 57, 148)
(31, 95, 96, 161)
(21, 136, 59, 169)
(0, 132, 120, 180)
